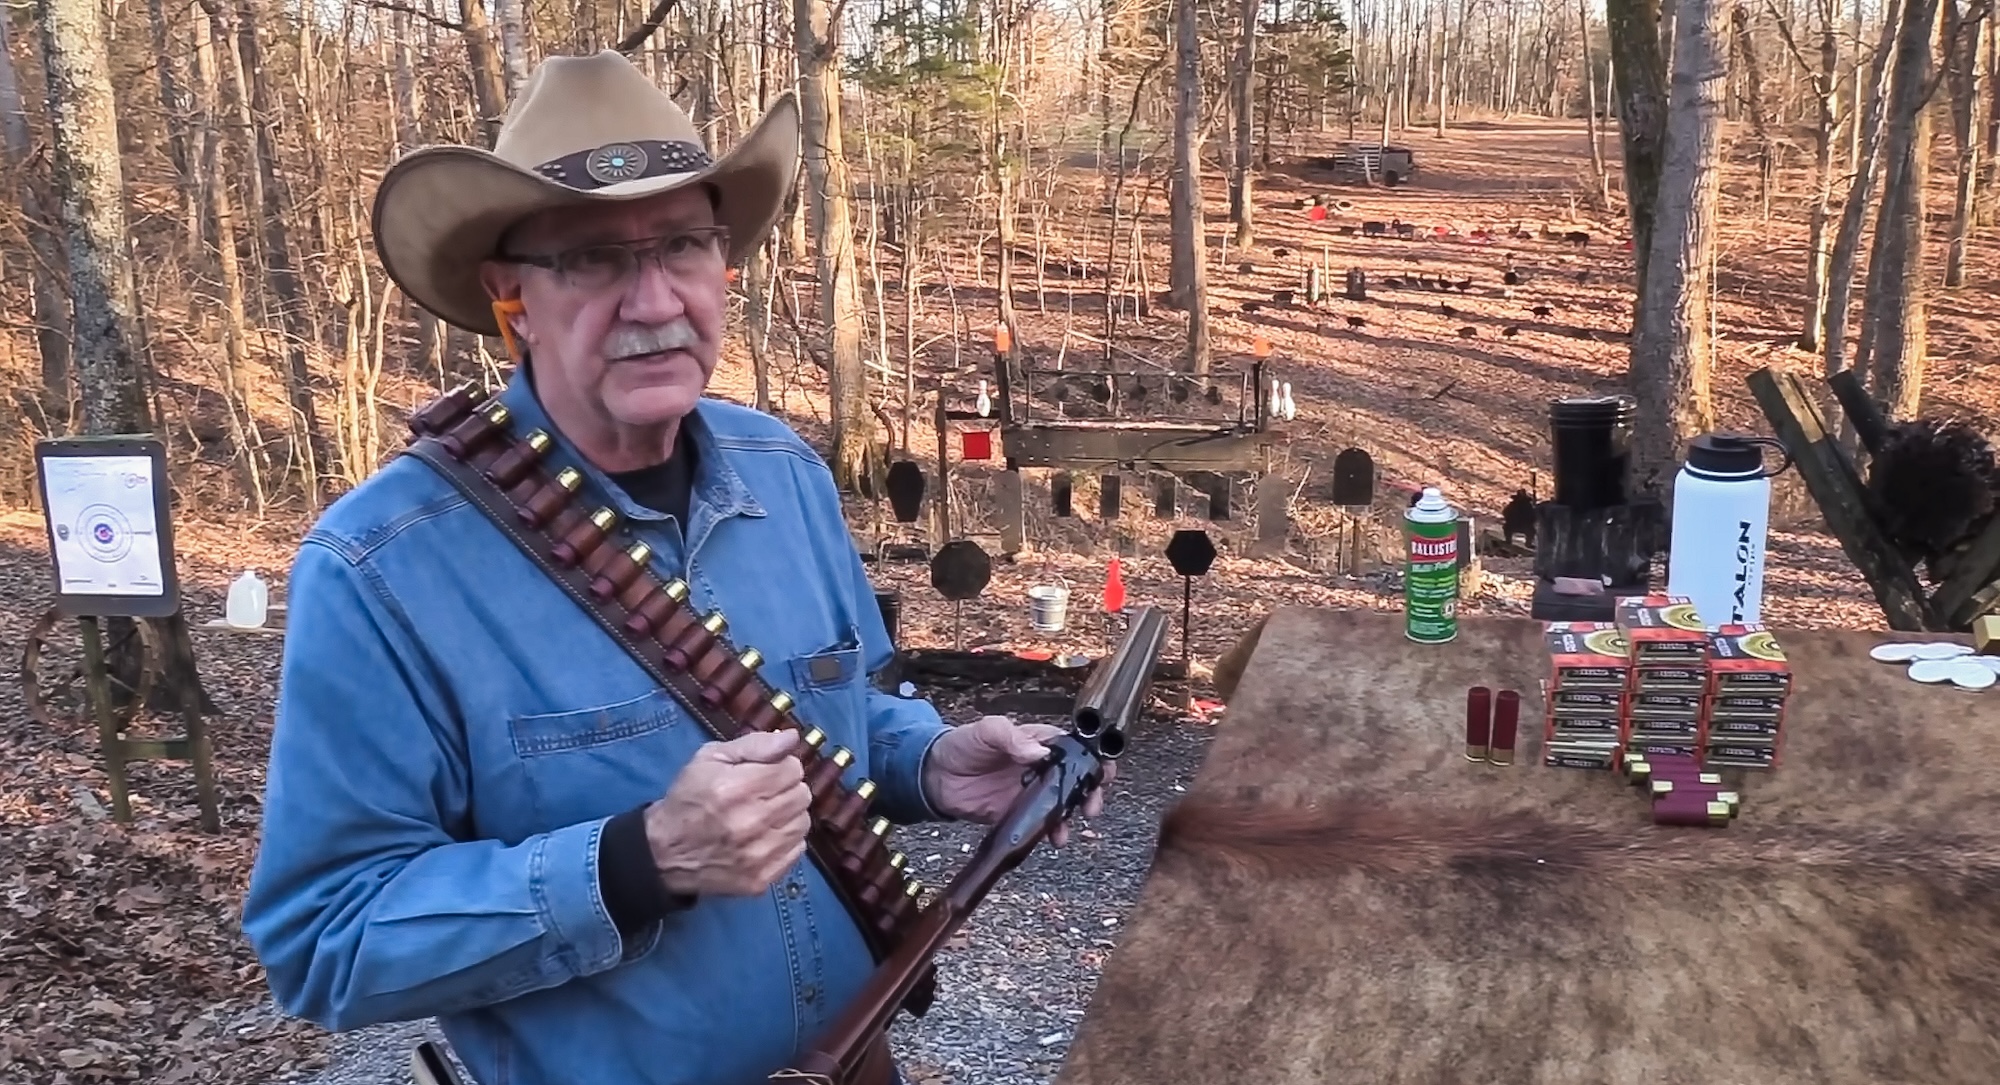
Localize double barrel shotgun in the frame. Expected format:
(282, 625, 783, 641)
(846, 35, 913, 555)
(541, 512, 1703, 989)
(407, 599, 1169, 1085)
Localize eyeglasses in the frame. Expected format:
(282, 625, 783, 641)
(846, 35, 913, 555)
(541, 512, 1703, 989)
(501, 225, 731, 291)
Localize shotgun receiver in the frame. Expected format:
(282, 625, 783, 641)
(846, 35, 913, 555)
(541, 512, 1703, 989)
(772, 605, 1169, 1085)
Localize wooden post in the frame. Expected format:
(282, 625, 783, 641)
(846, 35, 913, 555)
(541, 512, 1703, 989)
(80, 617, 132, 823)
(1254, 475, 1289, 557)
(183, 702, 220, 833)
(994, 467, 1025, 557)
(933, 379, 953, 541)
(1932, 515, 2000, 628)
(1746, 366, 1939, 630)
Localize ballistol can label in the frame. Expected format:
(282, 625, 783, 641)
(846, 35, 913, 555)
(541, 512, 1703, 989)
(1706, 624, 1792, 695)
(1545, 622, 1631, 689)
(1616, 595, 1709, 661)
(1403, 498, 1459, 644)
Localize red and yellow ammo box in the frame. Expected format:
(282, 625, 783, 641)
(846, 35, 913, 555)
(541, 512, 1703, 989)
(1615, 595, 1711, 760)
(1700, 624, 1791, 770)
(1541, 622, 1629, 768)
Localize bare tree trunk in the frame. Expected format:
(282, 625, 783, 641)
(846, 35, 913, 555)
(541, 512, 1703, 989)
(457, 0, 510, 146)
(1943, 0, 1986, 287)
(1772, 0, 1843, 350)
(0, 11, 72, 423)
(493, 0, 533, 97)
(1821, 0, 1902, 383)
(228, 0, 327, 505)
(1168, 0, 1211, 373)
(1979, 14, 1999, 225)
(1436, 0, 1452, 135)
(35, 0, 154, 436)
(144, 0, 200, 257)
(1862, 0, 1941, 420)
(1629, 0, 1727, 496)
(1230, 0, 1258, 245)
(1580, 0, 1612, 208)
(795, 0, 875, 489)
(744, 0, 776, 412)
(1730, 4, 1777, 219)
(1605, 0, 1672, 300)
(190, 2, 267, 511)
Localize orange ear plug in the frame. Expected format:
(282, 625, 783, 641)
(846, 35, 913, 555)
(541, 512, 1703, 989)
(491, 298, 526, 360)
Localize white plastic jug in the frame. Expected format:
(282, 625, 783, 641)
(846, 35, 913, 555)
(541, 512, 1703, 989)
(226, 570, 270, 629)
(1665, 435, 1791, 629)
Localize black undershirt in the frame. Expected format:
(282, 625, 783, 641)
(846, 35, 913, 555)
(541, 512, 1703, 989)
(595, 429, 702, 935)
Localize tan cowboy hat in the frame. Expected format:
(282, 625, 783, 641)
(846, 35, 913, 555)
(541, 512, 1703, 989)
(371, 48, 800, 336)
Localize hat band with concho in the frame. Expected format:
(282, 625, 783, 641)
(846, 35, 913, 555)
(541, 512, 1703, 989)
(536, 141, 717, 191)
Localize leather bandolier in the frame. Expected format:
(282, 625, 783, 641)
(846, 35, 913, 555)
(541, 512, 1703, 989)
(400, 385, 927, 1085)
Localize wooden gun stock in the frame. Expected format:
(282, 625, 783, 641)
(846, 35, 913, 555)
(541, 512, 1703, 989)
(773, 607, 1167, 1085)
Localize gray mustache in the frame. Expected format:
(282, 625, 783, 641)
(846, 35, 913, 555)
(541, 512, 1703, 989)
(606, 320, 699, 360)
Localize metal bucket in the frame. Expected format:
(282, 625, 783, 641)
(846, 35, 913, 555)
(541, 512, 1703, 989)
(1027, 583, 1070, 633)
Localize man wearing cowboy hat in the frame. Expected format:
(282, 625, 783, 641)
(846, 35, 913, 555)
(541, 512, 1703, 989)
(242, 50, 1110, 1085)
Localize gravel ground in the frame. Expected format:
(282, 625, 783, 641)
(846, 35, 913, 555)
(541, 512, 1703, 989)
(255, 713, 1215, 1085)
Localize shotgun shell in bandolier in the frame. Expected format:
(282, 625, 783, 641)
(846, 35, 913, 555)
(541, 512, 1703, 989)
(1653, 793, 1734, 827)
(1466, 687, 1493, 762)
(1489, 690, 1521, 765)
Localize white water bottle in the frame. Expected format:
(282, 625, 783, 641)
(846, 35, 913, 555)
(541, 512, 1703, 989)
(1665, 435, 1791, 629)
(226, 569, 270, 628)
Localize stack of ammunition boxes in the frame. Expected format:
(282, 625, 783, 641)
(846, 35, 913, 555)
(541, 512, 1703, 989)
(1616, 595, 1711, 762)
(1702, 624, 1792, 769)
(1542, 622, 1630, 769)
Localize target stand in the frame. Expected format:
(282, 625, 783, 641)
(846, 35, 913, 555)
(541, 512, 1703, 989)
(31, 436, 218, 832)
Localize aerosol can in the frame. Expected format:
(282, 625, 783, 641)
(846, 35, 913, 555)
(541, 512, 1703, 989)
(1404, 487, 1460, 644)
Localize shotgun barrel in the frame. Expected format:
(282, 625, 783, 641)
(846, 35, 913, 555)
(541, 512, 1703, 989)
(1071, 605, 1167, 759)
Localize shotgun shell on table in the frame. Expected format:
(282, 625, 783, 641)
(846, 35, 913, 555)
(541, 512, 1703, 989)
(1653, 793, 1733, 827)
(1466, 687, 1493, 762)
(1489, 690, 1521, 765)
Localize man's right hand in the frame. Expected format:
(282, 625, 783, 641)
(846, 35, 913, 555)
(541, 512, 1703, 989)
(644, 729, 812, 897)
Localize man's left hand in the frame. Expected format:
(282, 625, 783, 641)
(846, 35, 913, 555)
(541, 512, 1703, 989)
(921, 715, 1115, 847)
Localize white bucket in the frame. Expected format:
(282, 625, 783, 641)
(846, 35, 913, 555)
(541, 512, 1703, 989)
(1027, 584, 1070, 632)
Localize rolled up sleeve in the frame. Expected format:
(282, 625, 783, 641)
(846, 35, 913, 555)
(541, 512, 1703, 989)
(242, 540, 628, 1032)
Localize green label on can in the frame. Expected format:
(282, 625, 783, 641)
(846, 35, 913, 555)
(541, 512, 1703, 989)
(1405, 515, 1459, 643)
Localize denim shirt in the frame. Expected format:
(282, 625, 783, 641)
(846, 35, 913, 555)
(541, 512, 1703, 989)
(242, 370, 953, 1085)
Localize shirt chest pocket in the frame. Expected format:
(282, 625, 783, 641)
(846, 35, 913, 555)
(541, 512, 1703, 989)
(781, 630, 871, 773)
(506, 689, 694, 832)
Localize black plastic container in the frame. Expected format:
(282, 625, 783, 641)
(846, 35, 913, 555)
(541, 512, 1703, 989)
(1548, 396, 1637, 510)
(874, 589, 902, 649)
